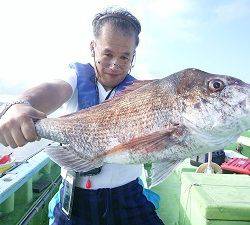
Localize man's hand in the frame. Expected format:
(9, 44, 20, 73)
(0, 104, 47, 148)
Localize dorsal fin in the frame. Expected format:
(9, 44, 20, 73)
(104, 79, 156, 103)
(120, 80, 155, 94)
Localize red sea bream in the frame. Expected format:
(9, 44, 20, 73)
(35, 68, 250, 186)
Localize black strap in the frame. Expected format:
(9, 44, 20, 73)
(78, 167, 102, 176)
(105, 87, 116, 100)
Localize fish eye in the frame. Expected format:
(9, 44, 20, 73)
(208, 79, 225, 92)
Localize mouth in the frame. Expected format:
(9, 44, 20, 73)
(104, 68, 121, 76)
(106, 72, 120, 77)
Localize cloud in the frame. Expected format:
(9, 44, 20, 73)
(125, 0, 192, 20)
(214, 0, 250, 22)
(139, 0, 200, 43)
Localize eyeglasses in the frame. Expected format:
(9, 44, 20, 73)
(96, 57, 132, 70)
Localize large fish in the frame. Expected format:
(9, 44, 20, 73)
(35, 68, 250, 186)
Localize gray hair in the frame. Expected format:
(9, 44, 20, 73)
(92, 7, 141, 46)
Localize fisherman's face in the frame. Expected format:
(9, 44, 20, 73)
(91, 23, 136, 90)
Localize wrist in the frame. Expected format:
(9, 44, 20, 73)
(0, 99, 31, 119)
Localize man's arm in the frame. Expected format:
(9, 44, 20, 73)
(0, 80, 73, 148)
(20, 80, 73, 114)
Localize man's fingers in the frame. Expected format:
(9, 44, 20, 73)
(21, 117, 38, 142)
(0, 134, 8, 147)
(11, 124, 27, 147)
(0, 106, 46, 148)
(3, 131, 18, 148)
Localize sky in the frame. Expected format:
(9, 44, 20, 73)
(0, 0, 250, 95)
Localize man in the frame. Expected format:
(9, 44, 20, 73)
(0, 7, 164, 225)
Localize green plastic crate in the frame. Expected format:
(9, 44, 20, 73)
(180, 173, 250, 225)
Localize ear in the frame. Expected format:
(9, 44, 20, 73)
(90, 41, 95, 57)
(131, 51, 136, 68)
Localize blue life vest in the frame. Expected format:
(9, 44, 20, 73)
(69, 62, 135, 109)
(70, 62, 160, 209)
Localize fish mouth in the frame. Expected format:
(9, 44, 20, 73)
(238, 100, 250, 131)
(245, 83, 250, 111)
(247, 94, 250, 112)
(242, 88, 250, 126)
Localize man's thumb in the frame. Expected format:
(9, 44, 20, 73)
(29, 109, 47, 120)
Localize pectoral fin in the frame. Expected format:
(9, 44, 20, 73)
(104, 124, 184, 157)
(44, 145, 102, 172)
(149, 160, 182, 187)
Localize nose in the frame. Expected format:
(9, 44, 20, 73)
(109, 58, 121, 69)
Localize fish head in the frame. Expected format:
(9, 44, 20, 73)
(175, 68, 250, 147)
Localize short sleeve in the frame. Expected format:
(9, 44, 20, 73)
(59, 64, 77, 92)
(48, 64, 78, 114)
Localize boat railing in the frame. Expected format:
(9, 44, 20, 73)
(0, 142, 61, 225)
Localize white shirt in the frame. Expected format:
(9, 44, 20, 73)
(60, 64, 142, 189)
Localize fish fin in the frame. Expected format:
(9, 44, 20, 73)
(44, 145, 102, 172)
(149, 160, 182, 188)
(119, 80, 155, 94)
(104, 125, 185, 157)
(103, 80, 156, 103)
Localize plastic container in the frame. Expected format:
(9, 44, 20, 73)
(221, 157, 250, 174)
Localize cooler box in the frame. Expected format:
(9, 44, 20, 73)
(179, 173, 250, 225)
